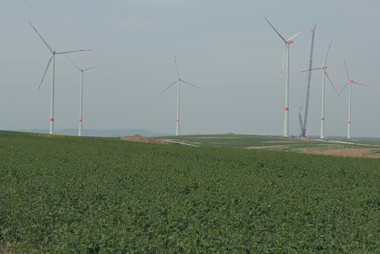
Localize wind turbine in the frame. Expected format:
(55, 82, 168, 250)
(299, 41, 337, 139)
(265, 18, 303, 137)
(65, 55, 101, 136)
(338, 60, 368, 139)
(29, 22, 90, 134)
(161, 56, 199, 136)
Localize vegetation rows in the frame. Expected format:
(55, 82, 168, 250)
(0, 131, 379, 253)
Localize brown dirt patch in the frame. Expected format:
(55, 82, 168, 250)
(300, 147, 380, 158)
(247, 144, 380, 158)
(120, 134, 166, 144)
(2, 245, 11, 254)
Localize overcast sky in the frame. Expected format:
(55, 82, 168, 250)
(1, 0, 379, 137)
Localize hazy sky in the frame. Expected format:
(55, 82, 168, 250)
(1, 0, 379, 137)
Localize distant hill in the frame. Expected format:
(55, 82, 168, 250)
(15, 129, 173, 137)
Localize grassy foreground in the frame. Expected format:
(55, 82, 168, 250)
(0, 131, 379, 253)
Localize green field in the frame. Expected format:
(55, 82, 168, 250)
(0, 131, 379, 253)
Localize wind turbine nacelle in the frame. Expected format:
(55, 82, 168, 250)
(286, 40, 294, 44)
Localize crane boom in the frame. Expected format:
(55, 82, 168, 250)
(300, 25, 316, 137)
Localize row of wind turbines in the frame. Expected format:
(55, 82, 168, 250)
(30, 22, 199, 137)
(265, 18, 368, 140)
(31, 19, 368, 139)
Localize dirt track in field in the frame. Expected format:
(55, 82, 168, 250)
(247, 145, 380, 158)
(298, 147, 380, 158)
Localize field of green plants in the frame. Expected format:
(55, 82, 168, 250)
(1, 131, 379, 253)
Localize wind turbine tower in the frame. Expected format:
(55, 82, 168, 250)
(30, 22, 90, 134)
(161, 56, 199, 136)
(265, 18, 303, 137)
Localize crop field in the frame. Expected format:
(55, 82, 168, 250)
(0, 131, 379, 253)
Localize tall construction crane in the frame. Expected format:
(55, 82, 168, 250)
(299, 25, 316, 137)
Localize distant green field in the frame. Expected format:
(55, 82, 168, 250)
(1, 131, 379, 253)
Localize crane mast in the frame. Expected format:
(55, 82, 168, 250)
(300, 25, 316, 137)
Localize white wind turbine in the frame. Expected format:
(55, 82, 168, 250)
(30, 22, 90, 134)
(338, 60, 368, 139)
(299, 41, 337, 139)
(65, 55, 101, 136)
(161, 56, 199, 136)
(265, 18, 303, 137)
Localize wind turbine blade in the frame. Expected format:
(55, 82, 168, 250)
(180, 79, 199, 88)
(56, 49, 91, 55)
(29, 22, 54, 53)
(343, 59, 351, 80)
(324, 71, 337, 92)
(160, 80, 178, 95)
(338, 81, 350, 96)
(174, 56, 180, 79)
(323, 40, 333, 66)
(352, 81, 369, 87)
(83, 64, 103, 72)
(298, 67, 323, 73)
(265, 17, 287, 43)
(287, 30, 303, 41)
(65, 55, 81, 71)
(39, 56, 53, 89)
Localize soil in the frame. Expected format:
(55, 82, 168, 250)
(120, 134, 166, 144)
(248, 145, 380, 158)
(2, 246, 10, 254)
(299, 147, 380, 158)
